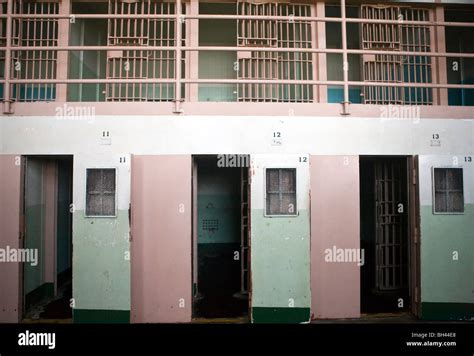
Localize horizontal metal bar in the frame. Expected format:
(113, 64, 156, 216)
(5, 78, 474, 89)
(6, 45, 474, 58)
(1, 13, 474, 28)
(8, 79, 176, 84)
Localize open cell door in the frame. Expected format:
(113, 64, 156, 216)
(130, 155, 192, 323)
(0, 155, 24, 322)
(249, 154, 311, 323)
(409, 156, 421, 318)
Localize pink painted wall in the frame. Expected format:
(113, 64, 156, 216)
(131, 155, 192, 323)
(43, 161, 57, 291)
(0, 155, 22, 322)
(310, 155, 360, 319)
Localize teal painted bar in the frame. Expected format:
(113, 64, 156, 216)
(421, 302, 474, 321)
(73, 309, 130, 324)
(252, 307, 311, 324)
(73, 210, 130, 312)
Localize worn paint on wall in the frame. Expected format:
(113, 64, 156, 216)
(250, 154, 311, 323)
(72, 154, 131, 322)
(0, 155, 22, 323)
(310, 155, 360, 319)
(130, 155, 192, 323)
(419, 155, 474, 320)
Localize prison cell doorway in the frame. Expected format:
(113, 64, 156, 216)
(21, 156, 73, 321)
(192, 155, 250, 320)
(360, 156, 419, 316)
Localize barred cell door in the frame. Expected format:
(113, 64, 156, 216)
(374, 159, 408, 291)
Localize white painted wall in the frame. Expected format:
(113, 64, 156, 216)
(1, 116, 473, 156)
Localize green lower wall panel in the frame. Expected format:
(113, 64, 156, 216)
(421, 303, 474, 321)
(25, 283, 54, 311)
(250, 209, 310, 309)
(252, 307, 310, 324)
(73, 309, 130, 324)
(73, 210, 130, 311)
(420, 205, 474, 304)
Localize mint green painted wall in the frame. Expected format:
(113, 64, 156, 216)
(198, 166, 240, 244)
(250, 209, 311, 308)
(24, 160, 45, 295)
(73, 210, 130, 311)
(420, 204, 474, 304)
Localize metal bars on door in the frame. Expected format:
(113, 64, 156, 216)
(237, 1, 313, 102)
(375, 159, 408, 291)
(240, 167, 250, 297)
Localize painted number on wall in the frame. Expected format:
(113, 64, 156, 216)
(465, 156, 472, 163)
(299, 157, 307, 163)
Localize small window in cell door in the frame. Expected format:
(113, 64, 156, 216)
(86, 168, 117, 217)
(433, 168, 464, 214)
(266, 168, 297, 216)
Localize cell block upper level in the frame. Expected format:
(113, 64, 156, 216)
(0, 0, 473, 115)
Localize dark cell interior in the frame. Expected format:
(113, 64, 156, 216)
(193, 156, 248, 319)
(360, 157, 410, 314)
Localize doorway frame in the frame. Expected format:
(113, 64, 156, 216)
(359, 155, 421, 318)
(20, 155, 73, 321)
(191, 154, 252, 321)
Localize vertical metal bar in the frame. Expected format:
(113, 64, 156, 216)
(315, 2, 326, 103)
(3, 0, 12, 113)
(187, 0, 198, 102)
(341, 0, 349, 114)
(174, 0, 182, 112)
